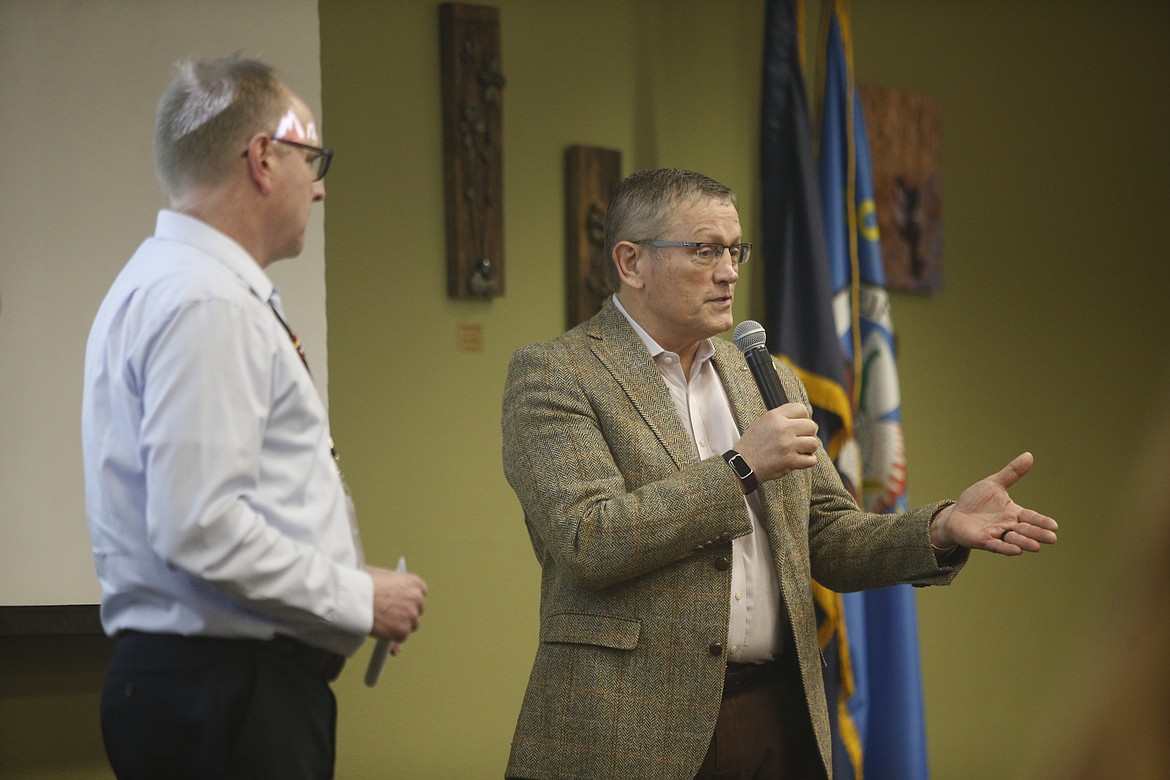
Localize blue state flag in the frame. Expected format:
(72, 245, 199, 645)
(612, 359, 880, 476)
(818, 1, 929, 778)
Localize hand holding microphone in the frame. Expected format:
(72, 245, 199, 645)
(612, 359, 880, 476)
(364, 560, 427, 688)
(731, 320, 819, 482)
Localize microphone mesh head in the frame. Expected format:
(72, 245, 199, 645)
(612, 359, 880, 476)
(733, 320, 767, 353)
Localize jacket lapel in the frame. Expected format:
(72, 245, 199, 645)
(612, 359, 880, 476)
(585, 299, 697, 469)
(712, 342, 805, 566)
(711, 345, 768, 432)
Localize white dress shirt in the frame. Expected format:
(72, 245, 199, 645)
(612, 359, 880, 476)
(613, 297, 784, 663)
(82, 210, 372, 656)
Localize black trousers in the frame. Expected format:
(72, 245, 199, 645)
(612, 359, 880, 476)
(101, 631, 345, 780)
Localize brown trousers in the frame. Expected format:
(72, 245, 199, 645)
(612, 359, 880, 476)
(696, 660, 825, 780)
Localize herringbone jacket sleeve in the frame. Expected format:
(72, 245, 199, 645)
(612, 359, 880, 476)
(502, 337, 753, 589)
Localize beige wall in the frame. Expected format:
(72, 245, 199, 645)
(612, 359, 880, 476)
(0, 0, 328, 607)
(2, 0, 1167, 777)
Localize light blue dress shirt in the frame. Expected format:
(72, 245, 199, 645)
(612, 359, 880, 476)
(82, 210, 372, 656)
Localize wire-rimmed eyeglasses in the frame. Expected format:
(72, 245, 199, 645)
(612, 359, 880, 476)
(635, 240, 752, 266)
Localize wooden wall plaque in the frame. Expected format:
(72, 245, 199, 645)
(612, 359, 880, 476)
(565, 146, 622, 327)
(859, 84, 943, 294)
(440, 3, 505, 299)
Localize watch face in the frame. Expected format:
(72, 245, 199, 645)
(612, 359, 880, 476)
(730, 454, 752, 478)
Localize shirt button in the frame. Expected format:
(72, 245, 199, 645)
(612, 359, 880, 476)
(735, 591, 742, 601)
(713, 557, 730, 571)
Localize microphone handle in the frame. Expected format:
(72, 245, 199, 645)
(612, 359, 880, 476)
(743, 346, 787, 409)
(364, 555, 407, 687)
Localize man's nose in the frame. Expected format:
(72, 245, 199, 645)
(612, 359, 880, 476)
(714, 248, 739, 279)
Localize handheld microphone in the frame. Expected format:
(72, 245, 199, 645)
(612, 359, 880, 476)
(732, 320, 787, 409)
(364, 555, 407, 687)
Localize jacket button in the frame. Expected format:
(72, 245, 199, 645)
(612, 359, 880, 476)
(720, 532, 732, 543)
(709, 643, 723, 656)
(713, 556, 730, 571)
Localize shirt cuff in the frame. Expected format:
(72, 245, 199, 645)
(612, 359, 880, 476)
(331, 565, 375, 637)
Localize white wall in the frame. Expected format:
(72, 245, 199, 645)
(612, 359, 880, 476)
(0, 0, 328, 606)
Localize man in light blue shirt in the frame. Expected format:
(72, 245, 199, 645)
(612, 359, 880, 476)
(81, 54, 426, 779)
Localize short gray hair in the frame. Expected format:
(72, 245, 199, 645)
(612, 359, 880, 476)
(153, 54, 287, 197)
(603, 168, 737, 290)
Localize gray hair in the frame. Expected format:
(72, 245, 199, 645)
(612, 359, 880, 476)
(603, 168, 737, 290)
(153, 54, 287, 197)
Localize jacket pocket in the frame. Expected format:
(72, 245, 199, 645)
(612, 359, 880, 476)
(540, 612, 641, 650)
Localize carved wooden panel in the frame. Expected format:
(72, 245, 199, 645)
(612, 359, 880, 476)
(440, 3, 505, 299)
(565, 146, 621, 327)
(859, 84, 943, 293)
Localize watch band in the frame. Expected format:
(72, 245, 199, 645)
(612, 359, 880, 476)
(722, 449, 758, 494)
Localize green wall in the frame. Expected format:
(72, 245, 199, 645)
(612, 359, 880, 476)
(3, 1, 1167, 777)
(316, 1, 768, 776)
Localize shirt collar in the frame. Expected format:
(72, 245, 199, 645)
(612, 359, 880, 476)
(155, 210, 275, 305)
(612, 295, 716, 369)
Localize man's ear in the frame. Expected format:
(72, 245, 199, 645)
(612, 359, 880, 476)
(242, 133, 275, 194)
(612, 241, 645, 290)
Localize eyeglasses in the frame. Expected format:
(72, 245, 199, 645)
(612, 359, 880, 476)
(241, 136, 333, 181)
(635, 240, 752, 266)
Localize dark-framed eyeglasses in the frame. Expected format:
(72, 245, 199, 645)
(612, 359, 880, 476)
(241, 136, 333, 181)
(635, 240, 752, 266)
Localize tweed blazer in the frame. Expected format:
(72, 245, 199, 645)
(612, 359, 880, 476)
(501, 298, 967, 780)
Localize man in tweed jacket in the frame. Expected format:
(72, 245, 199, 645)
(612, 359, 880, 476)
(501, 169, 1057, 779)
